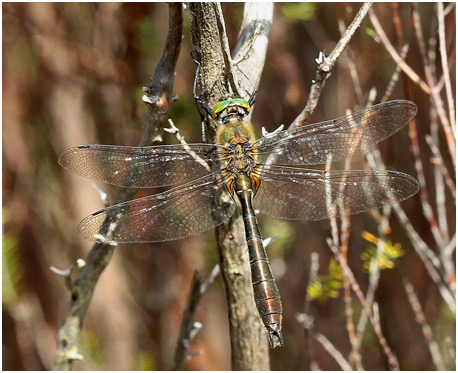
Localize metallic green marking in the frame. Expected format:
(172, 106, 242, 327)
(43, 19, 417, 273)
(212, 98, 251, 119)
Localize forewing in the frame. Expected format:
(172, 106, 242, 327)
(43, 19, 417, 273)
(77, 173, 235, 243)
(253, 165, 419, 221)
(255, 100, 417, 166)
(59, 143, 225, 188)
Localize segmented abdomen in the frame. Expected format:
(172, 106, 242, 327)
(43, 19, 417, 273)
(236, 186, 284, 348)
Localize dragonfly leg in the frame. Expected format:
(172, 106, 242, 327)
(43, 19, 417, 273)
(234, 64, 257, 107)
(191, 54, 215, 118)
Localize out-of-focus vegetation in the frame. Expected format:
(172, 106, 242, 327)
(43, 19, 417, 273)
(307, 259, 344, 304)
(360, 231, 405, 272)
(281, 3, 317, 23)
(3, 3, 455, 370)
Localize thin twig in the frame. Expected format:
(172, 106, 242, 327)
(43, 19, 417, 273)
(367, 134, 455, 312)
(171, 265, 220, 370)
(409, 7, 452, 249)
(50, 265, 74, 291)
(165, 119, 211, 173)
(353, 208, 388, 351)
(341, 218, 363, 371)
(443, 234, 456, 259)
(337, 16, 363, 103)
(400, 271, 446, 370)
(292, 2, 373, 128)
(393, 203, 456, 313)
(326, 158, 362, 370)
(394, 6, 456, 168)
(429, 107, 450, 244)
(328, 240, 400, 371)
(437, 2, 456, 135)
(368, 9, 431, 95)
(381, 44, 409, 102)
(296, 313, 353, 371)
(429, 113, 456, 294)
(303, 252, 321, 371)
(52, 4, 183, 370)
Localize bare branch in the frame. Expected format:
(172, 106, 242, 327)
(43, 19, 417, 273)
(426, 134, 456, 200)
(303, 252, 320, 370)
(189, 3, 273, 369)
(232, 23, 262, 66)
(297, 313, 353, 371)
(368, 9, 431, 95)
(171, 266, 220, 370)
(52, 4, 183, 370)
(401, 272, 446, 370)
(233, 2, 273, 94)
(371, 7, 456, 166)
(165, 119, 211, 173)
(213, 3, 240, 98)
(381, 44, 409, 102)
(292, 2, 373, 128)
(328, 240, 400, 371)
(437, 2, 456, 135)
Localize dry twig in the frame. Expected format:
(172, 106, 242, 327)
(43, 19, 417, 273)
(52, 4, 183, 370)
(292, 2, 373, 128)
(296, 313, 353, 371)
(171, 266, 220, 370)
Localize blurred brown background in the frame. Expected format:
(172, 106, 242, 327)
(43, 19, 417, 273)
(3, 2, 455, 370)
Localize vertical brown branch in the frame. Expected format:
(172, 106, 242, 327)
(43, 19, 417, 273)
(189, 3, 272, 370)
(52, 4, 183, 370)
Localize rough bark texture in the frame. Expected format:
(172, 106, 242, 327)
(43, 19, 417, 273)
(189, 2, 272, 370)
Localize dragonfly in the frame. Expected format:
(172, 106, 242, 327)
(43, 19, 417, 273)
(59, 92, 419, 348)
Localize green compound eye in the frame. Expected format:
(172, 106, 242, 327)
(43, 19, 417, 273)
(212, 98, 251, 119)
(230, 98, 250, 111)
(212, 99, 232, 118)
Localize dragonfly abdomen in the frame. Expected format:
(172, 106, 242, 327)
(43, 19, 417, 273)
(236, 183, 284, 348)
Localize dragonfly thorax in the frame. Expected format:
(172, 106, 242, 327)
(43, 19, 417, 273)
(217, 117, 256, 146)
(228, 140, 256, 171)
(222, 138, 260, 194)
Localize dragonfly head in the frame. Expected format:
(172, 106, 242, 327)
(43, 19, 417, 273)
(213, 98, 251, 123)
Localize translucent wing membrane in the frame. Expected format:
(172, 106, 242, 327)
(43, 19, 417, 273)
(254, 165, 419, 221)
(58, 144, 225, 188)
(255, 100, 417, 166)
(59, 98, 419, 350)
(77, 173, 235, 243)
(60, 100, 419, 243)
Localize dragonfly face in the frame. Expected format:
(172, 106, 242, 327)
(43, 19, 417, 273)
(59, 96, 419, 348)
(212, 97, 251, 123)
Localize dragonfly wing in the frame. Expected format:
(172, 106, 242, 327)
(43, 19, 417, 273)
(59, 143, 225, 188)
(253, 165, 419, 221)
(77, 173, 235, 243)
(255, 100, 417, 166)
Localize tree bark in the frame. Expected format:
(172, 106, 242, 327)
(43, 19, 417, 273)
(189, 3, 273, 370)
